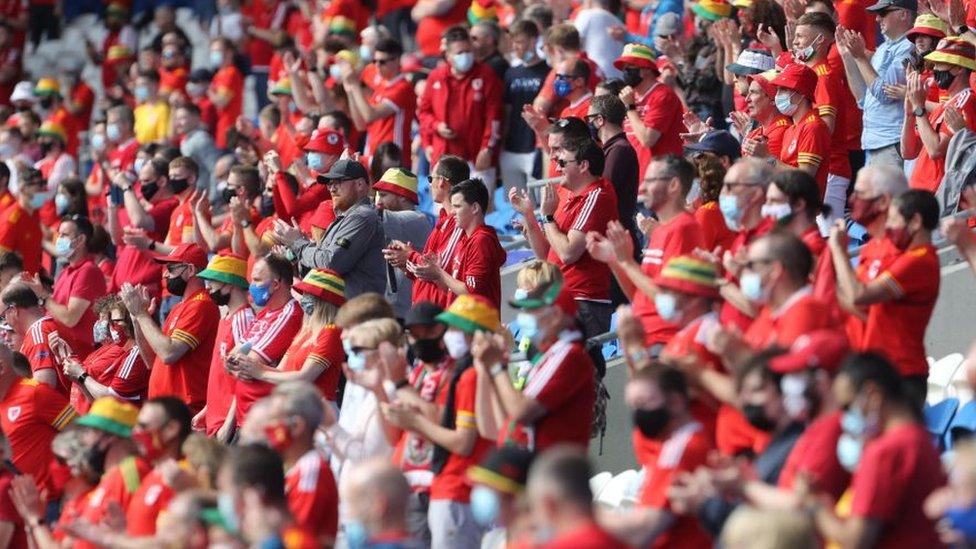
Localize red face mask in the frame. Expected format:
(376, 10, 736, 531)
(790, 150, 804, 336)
(264, 420, 293, 453)
(850, 196, 882, 227)
(131, 430, 164, 462)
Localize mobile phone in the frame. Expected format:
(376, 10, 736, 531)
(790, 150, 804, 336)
(109, 184, 124, 206)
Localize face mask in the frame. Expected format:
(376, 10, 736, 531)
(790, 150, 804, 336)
(299, 293, 317, 316)
(654, 292, 679, 322)
(740, 271, 767, 303)
(107, 123, 121, 142)
(761, 203, 792, 221)
(88, 132, 105, 151)
(166, 273, 188, 296)
(264, 420, 294, 452)
(775, 90, 798, 116)
(221, 187, 237, 204)
(329, 64, 343, 81)
(307, 152, 325, 171)
(836, 432, 863, 472)
(885, 225, 914, 251)
(0, 143, 14, 160)
(39, 98, 53, 110)
(470, 485, 501, 527)
(134, 157, 146, 176)
(742, 403, 776, 432)
(795, 35, 822, 62)
(515, 312, 541, 346)
(93, 320, 109, 344)
(55, 193, 71, 216)
(29, 191, 51, 211)
(344, 521, 369, 549)
(719, 194, 743, 231)
(109, 326, 126, 345)
(134, 86, 150, 102)
(249, 282, 272, 307)
(343, 340, 368, 372)
(260, 193, 275, 217)
(944, 506, 976, 540)
(217, 492, 240, 534)
(513, 288, 529, 300)
(553, 78, 572, 98)
(411, 337, 447, 364)
(358, 44, 373, 63)
(633, 407, 670, 439)
(451, 52, 475, 73)
(521, 50, 535, 64)
(210, 50, 224, 68)
(55, 235, 74, 257)
(850, 196, 882, 226)
(780, 373, 808, 418)
(934, 68, 955, 90)
(84, 441, 110, 478)
(622, 67, 643, 87)
(443, 329, 470, 359)
(168, 177, 190, 194)
(141, 181, 160, 201)
(131, 430, 164, 462)
(209, 288, 231, 306)
(186, 83, 206, 98)
(38, 141, 53, 156)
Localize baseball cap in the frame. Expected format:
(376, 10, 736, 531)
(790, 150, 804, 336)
(726, 49, 776, 76)
(373, 168, 419, 204)
(748, 68, 780, 98)
(769, 330, 850, 374)
(866, 0, 917, 12)
(685, 130, 742, 161)
(75, 397, 139, 438)
(509, 279, 578, 317)
(10, 81, 36, 104)
(405, 302, 445, 328)
(770, 63, 818, 101)
(467, 445, 535, 496)
(654, 12, 682, 37)
(316, 158, 368, 184)
(304, 129, 345, 155)
(153, 242, 209, 271)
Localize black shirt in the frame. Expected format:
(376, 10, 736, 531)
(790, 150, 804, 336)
(502, 60, 550, 154)
(602, 132, 639, 232)
(484, 52, 510, 81)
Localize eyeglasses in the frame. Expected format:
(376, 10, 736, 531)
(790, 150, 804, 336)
(723, 181, 763, 191)
(325, 178, 355, 189)
(108, 317, 127, 323)
(347, 345, 376, 354)
(165, 263, 188, 275)
(555, 158, 578, 168)
(555, 73, 575, 80)
(742, 258, 775, 271)
(644, 175, 673, 183)
(584, 113, 601, 121)
(0, 305, 12, 319)
(371, 57, 396, 65)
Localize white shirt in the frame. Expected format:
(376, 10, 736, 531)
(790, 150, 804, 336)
(574, 8, 624, 80)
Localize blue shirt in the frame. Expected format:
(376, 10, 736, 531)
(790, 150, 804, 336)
(861, 35, 914, 150)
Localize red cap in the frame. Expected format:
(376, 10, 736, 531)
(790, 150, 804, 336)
(304, 129, 345, 155)
(769, 63, 817, 102)
(769, 330, 850, 374)
(153, 242, 208, 271)
(748, 68, 779, 98)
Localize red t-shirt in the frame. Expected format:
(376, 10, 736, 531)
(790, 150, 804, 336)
(811, 60, 851, 179)
(408, 210, 465, 309)
(0, 202, 43, 275)
(547, 179, 618, 301)
(415, 0, 470, 57)
(430, 367, 493, 503)
(743, 290, 836, 350)
(777, 410, 850, 501)
(125, 468, 174, 537)
(779, 111, 831, 195)
(850, 424, 946, 549)
(52, 257, 106, 360)
(0, 470, 27, 549)
(632, 211, 702, 345)
(449, 225, 506, 310)
(234, 300, 304, 422)
(537, 53, 601, 116)
(158, 66, 188, 96)
(281, 325, 344, 402)
(164, 196, 197, 246)
(148, 289, 220, 414)
(108, 138, 140, 177)
(286, 450, 339, 544)
(637, 423, 713, 549)
(210, 66, 244, 149)
(559, 93, 593, 121)
(502, 335, 595, 451)
(71, 344, 125, 413)
(537, 522, 629, 549)
(0, 379, 75, 497)
(75, 456, 152, 549)
(111, 196, 180, 299)
(624, 82, 686, 170)
(72, 345, 148, 414)
(718, 217, 774, 332)
(21, 316, 72, 395)
(909, 89, 976, 191)
(366, 76, 416, 167)
(800, 226, 826, 258)
(846, 236, 899, 345)
(745, 115, 791, 159)
(693, 200, 736, 253)
(205, 305, 254, 436)
(859, 244, 939, 377)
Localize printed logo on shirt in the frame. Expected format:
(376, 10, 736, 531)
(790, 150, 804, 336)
(466, 275, 476, 288)
(6, 406, 20, 422)
(788, 139, 798, 155)
(472, 78, 483, 91)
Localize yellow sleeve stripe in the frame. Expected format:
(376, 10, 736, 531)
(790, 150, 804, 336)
(52, 406, 77, 430)
(878, 272, 905, 299)
(172, 330, 199, 349)
(817, 105, 837, 116)
(306, 353, 330, 367)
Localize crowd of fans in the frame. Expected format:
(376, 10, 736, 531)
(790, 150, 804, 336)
(1, 0, 976, 547)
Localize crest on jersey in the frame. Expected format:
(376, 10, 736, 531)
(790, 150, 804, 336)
(472, 78, 483, 91)
(788, 139, 798, 155)
(7, 406, 20, 422)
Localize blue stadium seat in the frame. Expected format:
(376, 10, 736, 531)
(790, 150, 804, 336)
(947, 400, 976, 450)
(925, 398, 959, 450)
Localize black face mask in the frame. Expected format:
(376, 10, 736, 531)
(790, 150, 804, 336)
(742, 403, 776, 432)
(166, 274, 188, 296)
(934, 69, 956, 90)
(622, 67, 643, 88)
(221, 187, 237, 204)
(633, 407, 670, 439)
(84, 441, 110, 480)
(39, 98, 53, 110)
(259, 193, 275, 217)
(38, 141, 53, 156)
(209, 289, 231, 306)
(168, 177, 190, 194)
(411, 337, 447, 364)
(141, 181, 160, 201)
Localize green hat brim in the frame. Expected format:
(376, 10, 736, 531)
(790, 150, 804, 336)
(692, 3, 725, 21)
(197, 268, 249, 289)
(33, 89, 59, 97)
(37, 130, 65, 142)
(435, 310, 492, 335)
(75, 414, 132, 438)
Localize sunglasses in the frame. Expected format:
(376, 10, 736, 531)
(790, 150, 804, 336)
(555, 158, 578, 168)
(371, 57, 396, 65)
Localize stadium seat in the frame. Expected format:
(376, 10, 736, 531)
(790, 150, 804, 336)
(924, 398, 958, 450)
(948, 359, 974, 403)
(589, 472, 613, 500)
(928, 353, 966, 404)
(595, 469, 639, 508)
(947, 400, 976, 449)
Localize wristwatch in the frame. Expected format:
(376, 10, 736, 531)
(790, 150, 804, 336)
(626, 103, 638, 111)
(240, 219, 251, 228)
(912, 107, 926, 117)
(956, 25, 969, 36)
(543, 214, 556, 224)
(76, 372, 89, 384)
(148, 241, 157, 251)
(489, 362, 506, 377)
(393, 378, 410, 390)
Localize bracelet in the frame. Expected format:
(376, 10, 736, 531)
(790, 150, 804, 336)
(628, 349, 650, 364)
(393, 378, 410, 390)
(489, 362, 506, 377)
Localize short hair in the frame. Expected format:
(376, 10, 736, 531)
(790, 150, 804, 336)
(229, 165, 261, 199)
(524, 4, 554, 30)
(88, 226, 111, 256)
(473, 21, 503, 45)
(226, 444, 286, 506)
(261, 254, 295, 286)
(589, 94, 626, 126)
(515, 261, 563, 295)
(631, 364, 689, 400)
(374, 37, 403, 57)
(348, 317, 403, 348)
(568, 58, 590, 82)
(259, 104, 281, 127)
(322, 110, 353, 139)
(0, 252, 23, 274)
(272, 381, 325, 431)
(863, 164, 908, 198)
(654, 155, 696, 198)
(335, 293, 395, 329)
(169, 156, 199, 179)
(736, 349, 784, 391)
(894, 189, 940, 230)
(181, 433, 227, 487)
(596, 79, 626, 96)
(730, 157, 776, 190)
(796, 11, 836, 36)
(433, 155, 470, 185)
(176, 103, 201, 118)
(451, 178, 490, 214)
(137, 69, 160, 84)
(528, 446, 593, 509)
(9, 352, 29, 378)
(771, 169, 823, 219)
(509, 19, 540, 39)
(147, 157, 169, 179)
(108, 105, 135, 128)
(550, 117, 590, 142)
(760, 230, 814, 283)
(443, 25, 470, 45)
(563, 138, 605, 177)
(157, 147, 182, 163)
(147, 396, 193, 446)
(0, 163, 9, 185)
(840, 352, 905, 403)
(1, 283, 39, 309)
(545, 24, 580, 50)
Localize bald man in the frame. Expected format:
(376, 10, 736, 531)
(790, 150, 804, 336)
(342, 458, 415, 547)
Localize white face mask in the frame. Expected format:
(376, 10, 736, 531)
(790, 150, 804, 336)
(781, 373, 809, 418)
(451, 52, 475, 73)
(443, 329, 470, 359)
(761, 203, 792, 220)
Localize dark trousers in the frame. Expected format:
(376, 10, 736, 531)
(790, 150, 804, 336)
(29, 4, 60, 47)
(576, 300, 613, 379)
